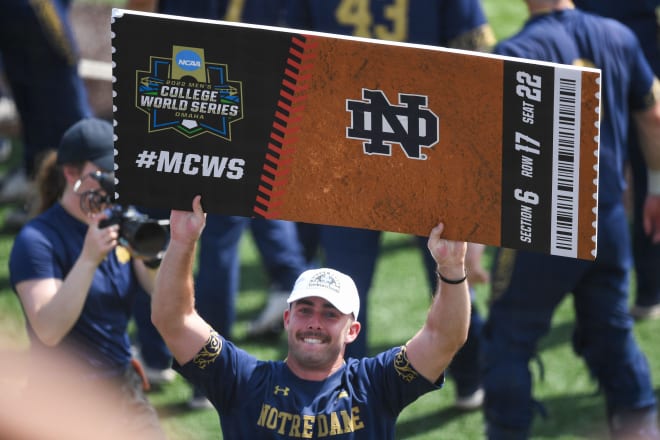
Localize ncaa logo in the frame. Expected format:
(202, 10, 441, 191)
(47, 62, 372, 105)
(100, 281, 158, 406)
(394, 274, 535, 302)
(175, 49, 202, 71)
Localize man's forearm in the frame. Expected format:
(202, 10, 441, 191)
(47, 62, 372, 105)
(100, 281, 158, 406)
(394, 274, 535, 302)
(152, 237, 214, 365)
(428, 269, 471, 353)
(152, 239, 197, 337)
(406, 261, 470, 383)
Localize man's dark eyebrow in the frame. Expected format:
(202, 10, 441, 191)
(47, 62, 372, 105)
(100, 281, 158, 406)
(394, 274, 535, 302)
(295, 298, 315, 307)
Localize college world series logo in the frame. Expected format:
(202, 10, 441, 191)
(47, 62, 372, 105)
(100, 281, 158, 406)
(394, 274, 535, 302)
(136, 45, 243, 139)
(346, 89, 439, 160)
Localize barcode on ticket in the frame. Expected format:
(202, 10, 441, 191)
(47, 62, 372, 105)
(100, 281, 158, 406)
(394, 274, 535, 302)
(551, 70, 581, 258)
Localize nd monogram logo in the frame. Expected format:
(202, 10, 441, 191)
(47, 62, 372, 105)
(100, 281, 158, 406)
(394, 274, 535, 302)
(346, 89, 439, 160)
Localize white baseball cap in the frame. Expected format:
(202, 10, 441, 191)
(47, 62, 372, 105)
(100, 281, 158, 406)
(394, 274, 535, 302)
(287, 268, 360, 319)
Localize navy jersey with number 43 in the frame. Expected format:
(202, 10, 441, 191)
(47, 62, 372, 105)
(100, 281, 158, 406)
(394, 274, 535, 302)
(284, 0, 495, 50)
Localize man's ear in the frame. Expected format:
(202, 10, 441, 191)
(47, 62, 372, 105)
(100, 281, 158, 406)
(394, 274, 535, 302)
(283, 309, 290, 330)
(345, 320, 361, 344)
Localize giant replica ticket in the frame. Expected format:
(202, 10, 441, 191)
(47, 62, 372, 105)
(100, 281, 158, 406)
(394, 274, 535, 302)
(111, 9, 601, 260)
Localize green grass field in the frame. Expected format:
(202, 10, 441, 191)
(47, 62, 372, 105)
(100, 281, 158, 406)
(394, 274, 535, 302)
(2, 1, 660, 439)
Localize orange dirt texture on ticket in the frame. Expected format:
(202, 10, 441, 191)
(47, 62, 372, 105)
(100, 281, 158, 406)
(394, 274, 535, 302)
(268, 37, 504, 245)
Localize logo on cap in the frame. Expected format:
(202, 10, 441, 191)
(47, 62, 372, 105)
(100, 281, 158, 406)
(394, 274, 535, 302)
(308, 271, 341, 294)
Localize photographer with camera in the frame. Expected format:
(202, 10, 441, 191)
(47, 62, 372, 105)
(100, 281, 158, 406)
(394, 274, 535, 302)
(8, 117, 166, 439)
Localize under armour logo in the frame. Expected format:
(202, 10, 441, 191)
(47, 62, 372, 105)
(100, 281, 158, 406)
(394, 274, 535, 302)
(273, 385, 290, 396)
(346, 89, 439, 160)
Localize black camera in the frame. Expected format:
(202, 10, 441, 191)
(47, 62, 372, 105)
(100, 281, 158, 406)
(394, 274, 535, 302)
(98, 205, 170, 260)
(80, 171, 170, 260)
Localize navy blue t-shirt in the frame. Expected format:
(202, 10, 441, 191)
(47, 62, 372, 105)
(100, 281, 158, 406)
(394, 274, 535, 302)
(572, 1, 659, 21)
(574, 0, 660, 74)
(493, 8, 656, 207)
(176, 332, 442, 439)
(9, 203, 144, 376)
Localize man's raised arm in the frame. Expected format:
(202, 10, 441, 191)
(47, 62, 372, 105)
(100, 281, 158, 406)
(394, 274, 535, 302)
(405, 223, 471, 383)
(151, 195, 213, 365)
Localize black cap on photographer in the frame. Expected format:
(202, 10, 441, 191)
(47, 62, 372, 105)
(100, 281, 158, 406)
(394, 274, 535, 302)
(57, 118, 114, 172)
